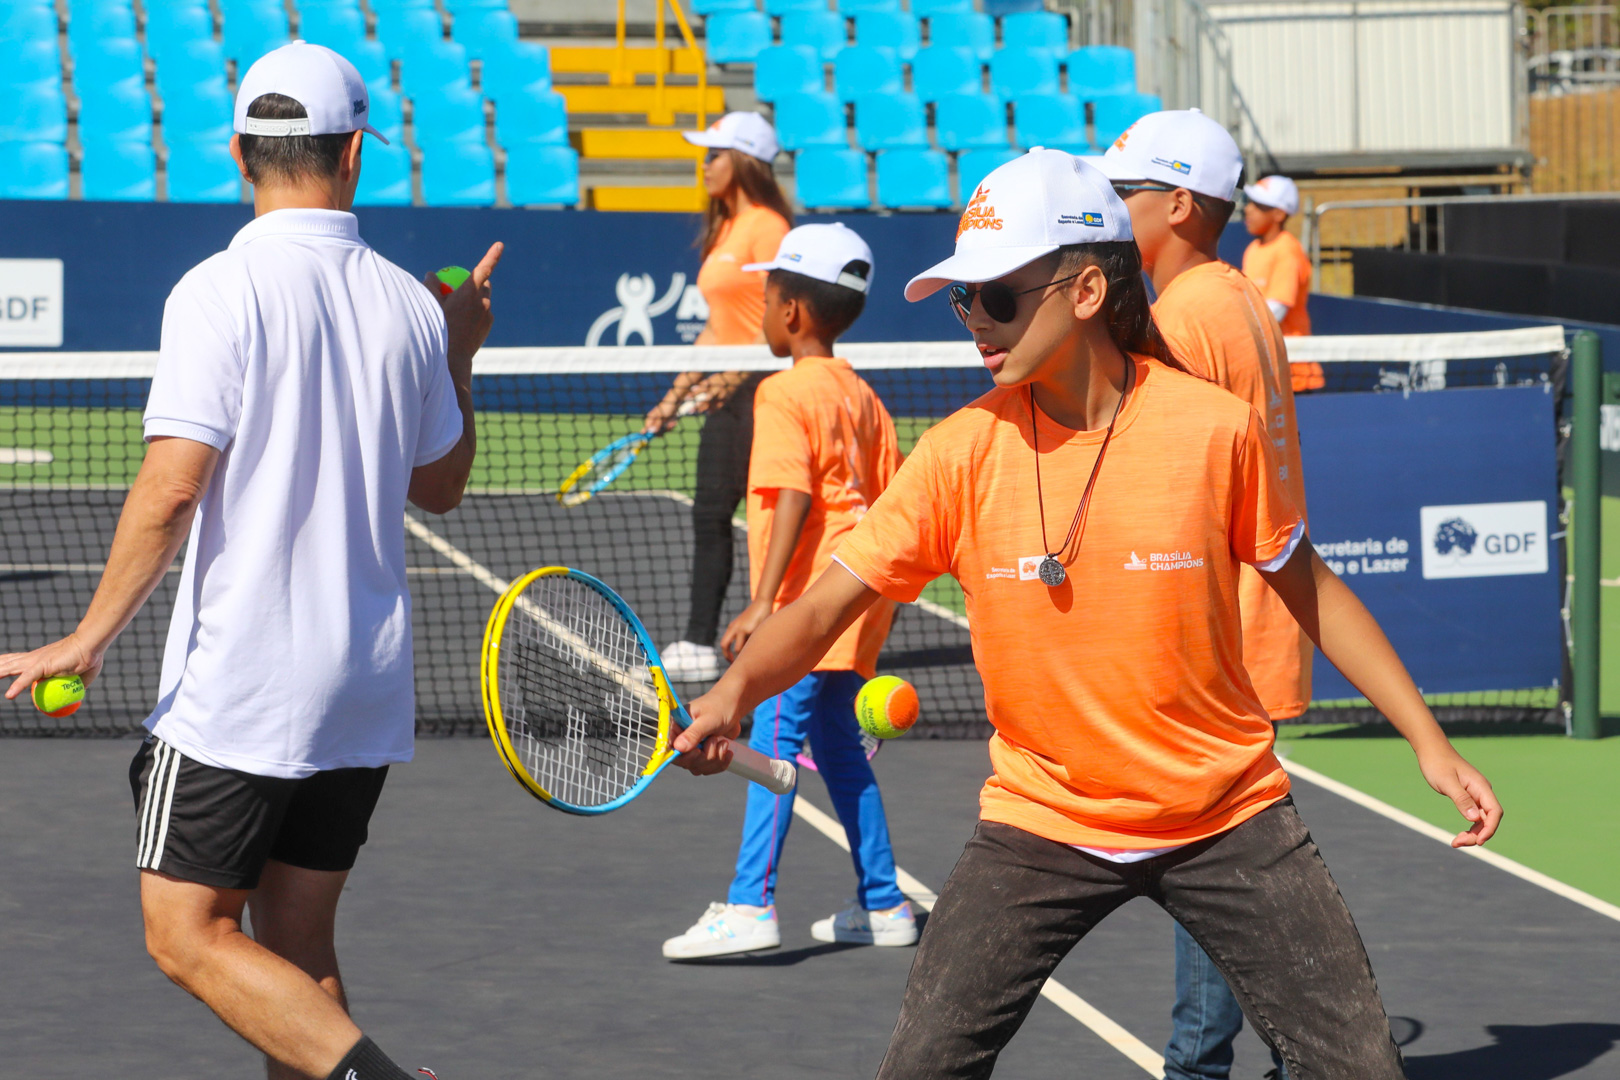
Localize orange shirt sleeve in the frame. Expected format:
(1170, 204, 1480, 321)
(833, 431, 955, 603)
(750, 210, 791, 264)
(749, 377, 812, 496)
(1261, 247, 1301, 310)
(1229, 408, 1304, 567)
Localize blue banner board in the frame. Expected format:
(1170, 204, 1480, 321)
(1296, 384, 1563, 699)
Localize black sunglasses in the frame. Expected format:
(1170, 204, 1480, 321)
(704, 148, 724, 164)
(948, 271, 1082, 325)
(1111, 181, 1177, 198)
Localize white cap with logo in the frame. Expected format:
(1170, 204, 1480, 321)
(1095, 108, 1241, 202)
(1243, 174, 1300, 215)
(234, 41, 389, 144)
(904, 148, 1132, 302)
(743, 222, 874, 294)
(681, 111, 779, 163)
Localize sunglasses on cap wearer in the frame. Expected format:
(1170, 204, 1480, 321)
(704, 148, 725, 164)
(1110, 181, 1177, 198)
(948, 271, 1083, 325)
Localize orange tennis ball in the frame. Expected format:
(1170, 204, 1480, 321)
(855, 676, 918, 739)
(32, 674, 84, 718)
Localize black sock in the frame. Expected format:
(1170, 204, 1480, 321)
(326, 1035, 415, 1080)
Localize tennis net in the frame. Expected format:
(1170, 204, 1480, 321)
(0, 326, 1570, 736)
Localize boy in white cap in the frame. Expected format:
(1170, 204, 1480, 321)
(662, 223, 916, 959)
(671, 148, 1498, 1077)
(0, 42, 502, 1080)
(1099, 109, 1305, 1080)
(1243, 175, 1322, 393)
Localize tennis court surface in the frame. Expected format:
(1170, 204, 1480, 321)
(0, 737, 1615, 1079)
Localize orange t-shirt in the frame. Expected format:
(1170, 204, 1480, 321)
(1241, 229, 1313, 337)
(695, 206, 791, 345)
(834, 358, 1302, 848)
(1154, 260, 1313, 720)
(748, 356, 900, 678)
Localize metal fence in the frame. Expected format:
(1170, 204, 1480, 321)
(1527, 5, 1620, 191)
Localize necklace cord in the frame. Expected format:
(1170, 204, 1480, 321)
(1030, 362, 1133, 565)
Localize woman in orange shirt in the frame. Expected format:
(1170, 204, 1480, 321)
(647, 112, 793, 681)
(673, 152, 1501, 1079)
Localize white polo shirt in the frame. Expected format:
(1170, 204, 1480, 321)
(143, 209, 463, 779)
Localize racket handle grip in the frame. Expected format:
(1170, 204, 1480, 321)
(723, 740, 798, 795)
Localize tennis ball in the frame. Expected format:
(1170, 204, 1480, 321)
(32, 674, 84, 719)
(855, 676, 918, 740)
(435, 265, 471, 296)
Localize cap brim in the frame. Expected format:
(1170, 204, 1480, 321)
(682, 130, 725, 148)
(363, 124, 390, 146)
(903, 245, 1059, 302)
(1242, 184, 1286, 210)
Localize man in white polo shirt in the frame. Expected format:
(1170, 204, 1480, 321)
(0, 43, 501, 1080)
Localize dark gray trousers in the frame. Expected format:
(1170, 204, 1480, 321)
(876, 798, 1405, 1080)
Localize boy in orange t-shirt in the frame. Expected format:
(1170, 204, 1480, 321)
(661, 224, 914, 960)
(671, 151, 1500, 1078)
(1242, 174, 1324, 394)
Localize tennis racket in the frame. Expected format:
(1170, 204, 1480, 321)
(556, 397, 705, 507)
(797, 733, 881, 773)
(481, 567, 797, 815)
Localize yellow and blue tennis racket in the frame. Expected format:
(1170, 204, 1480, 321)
(555, 398, 704, 507)
(481, 567, 797, 815)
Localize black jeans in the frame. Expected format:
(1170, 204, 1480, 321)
(683, 373, 763, 646)
(878, 799, 1405, 1080)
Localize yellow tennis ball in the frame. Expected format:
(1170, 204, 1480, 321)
(32, 674, 84, 718)
(856, 676, 918, 739)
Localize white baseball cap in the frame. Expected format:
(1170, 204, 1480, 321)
(1096, 108, 1241, 202)
(904, 148, 1132, 302)
(1243, 174, 1299, 215)
(681, 111, 779, 163)
(234, 42, 388, 144)
(743, 222, 874, 294)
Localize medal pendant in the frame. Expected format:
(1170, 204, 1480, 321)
(1038, 556, 1066, 587)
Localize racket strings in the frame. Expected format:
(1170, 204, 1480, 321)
(498, 576, 664, 808)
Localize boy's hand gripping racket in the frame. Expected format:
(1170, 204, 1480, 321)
(556, 398, 704, 507)
(481, 567, 797, 814)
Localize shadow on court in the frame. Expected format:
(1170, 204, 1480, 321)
(0, 738, 1615, 1079)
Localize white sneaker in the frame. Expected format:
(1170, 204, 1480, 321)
(662, 640, 722, 682)
(810, 900, 918, 946)
(662, 902, 780, 959)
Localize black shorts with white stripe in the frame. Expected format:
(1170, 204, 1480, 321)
(129, 735, 389, 891)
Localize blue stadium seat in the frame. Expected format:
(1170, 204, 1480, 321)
(1, 3, 58, 44)
(935, 93, 1006, 150)
(990, 47, 1058, 98)
(0, 141, 69, 199)
(1065, 45, 1135, 99)
(81, 137, 157, 201)
(1013, 93, 1085, 152)
(957, 146, 1018, 198)
(853, 12, 918, 61)
(910, 0, 972, 14)
(793, 147, 869, 209)
(753, 45, 822, 102)
(836, 0, 899, 12)
(163, 83, 235, 146)
(153, 39, 230, 99)
(451, 9, 519, 59)
(781, 11, 846, 62)
(876, 148, 949, 208)
(505, 143, 579, 205)
(480, 40, 552, 100)
(218, 0, 285, 12)
(494, 88, 567, 146)
(76, 77, 152, 144)
(2, 37, 63, 89)
(926, 12, 993, 63)
(763, 0, 825, 14)
(412, 84, 487, 145)
(419, 140, 496, 206)
(853, 92, 925, 150)
(911, 46, 980, 102)
(298, 5, 367, 51)
(376, 8, 444, 62)
(704, 11, 772, 64)
(370, 0, 438, 9)
(73, 37, 144, 90)
(833, 45, 901, 102)
(166, 141, 242, 202)
(354, 139, 412, 205)
(692, 0, 756, 12)
(1001, 12, 1068, 56)
(221, 4, 290, 65)
(68, 4, 137, 54)
(0, 81, 68, 144)
(344, 40, 393, 91)
(1091, 90, 1160, 147)
(773, 91, 845, 150)
(982, 0, 1045, 14)
(144, 7, 216, 64)
(400, 39, 473, 97)
(444, 0, 507, 11)
(367, 87, 405, 143)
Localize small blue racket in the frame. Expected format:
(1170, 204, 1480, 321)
(556, 398, 703, 507)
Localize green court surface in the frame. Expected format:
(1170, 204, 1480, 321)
(1277, 724, 1620, 906)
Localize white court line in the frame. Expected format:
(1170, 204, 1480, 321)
(1279, 757, 1620, 924)
(790, 798, 1166, 1076)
